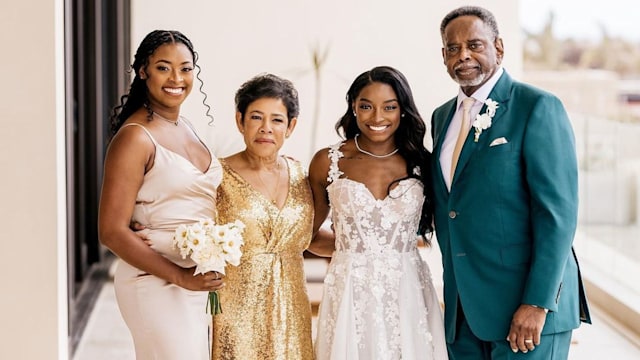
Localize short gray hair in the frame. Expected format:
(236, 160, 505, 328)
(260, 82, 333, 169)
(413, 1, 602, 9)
(440, 6, 500, 40)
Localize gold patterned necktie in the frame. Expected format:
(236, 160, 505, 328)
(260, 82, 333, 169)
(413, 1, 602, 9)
(450, 97, 475, 183)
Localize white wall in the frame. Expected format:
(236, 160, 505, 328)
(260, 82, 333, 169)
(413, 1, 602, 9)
(131, 0, 521, 164)
(0, 0, 67, 358)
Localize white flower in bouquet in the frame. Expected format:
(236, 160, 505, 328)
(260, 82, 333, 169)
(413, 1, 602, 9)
(172, 218, 245, 314)
(219, 220, 245, 266)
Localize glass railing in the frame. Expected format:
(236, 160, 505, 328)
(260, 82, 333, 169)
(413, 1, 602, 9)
(570, 110, 640, 334)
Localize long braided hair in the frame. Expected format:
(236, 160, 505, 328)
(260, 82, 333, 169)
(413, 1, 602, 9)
(336, 66, 434, 239)
(109, 30, 213, 137)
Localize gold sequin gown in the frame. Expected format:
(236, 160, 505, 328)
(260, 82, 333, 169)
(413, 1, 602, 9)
(211, 157, 314, 360)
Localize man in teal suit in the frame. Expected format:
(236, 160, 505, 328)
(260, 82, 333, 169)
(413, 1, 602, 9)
(430, 6, 591, 359)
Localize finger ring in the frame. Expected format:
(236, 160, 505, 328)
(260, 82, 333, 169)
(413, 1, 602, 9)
(214, 272, 219, 280)
(524, 339, 533, 343)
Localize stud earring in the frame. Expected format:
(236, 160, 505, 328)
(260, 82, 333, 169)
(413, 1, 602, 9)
(353, 111, 357, 117)
(401, 113, 405, 118)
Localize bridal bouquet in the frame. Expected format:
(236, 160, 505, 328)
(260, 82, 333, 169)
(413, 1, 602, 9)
(173, 218, 245, 315)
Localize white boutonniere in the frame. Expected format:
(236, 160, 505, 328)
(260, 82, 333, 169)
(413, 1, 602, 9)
(472, 98, 499, 142)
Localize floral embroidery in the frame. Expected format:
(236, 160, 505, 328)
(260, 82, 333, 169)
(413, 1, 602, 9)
(315, 141, 442, 359)
(327, 142, 345, 183)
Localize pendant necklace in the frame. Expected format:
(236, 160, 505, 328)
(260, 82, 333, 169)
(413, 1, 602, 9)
(257, 159, 281, 205)
(152, 111, 180, 126)
(354, 134, 398, 158)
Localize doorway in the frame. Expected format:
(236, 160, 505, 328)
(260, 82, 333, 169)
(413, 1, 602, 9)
(65, 0, 130, 354)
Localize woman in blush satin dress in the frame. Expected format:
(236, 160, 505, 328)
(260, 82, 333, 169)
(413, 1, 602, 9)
(98, 30, 222, 360)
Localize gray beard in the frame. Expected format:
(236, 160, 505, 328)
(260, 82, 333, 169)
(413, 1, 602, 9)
(454, 73, 486, 88)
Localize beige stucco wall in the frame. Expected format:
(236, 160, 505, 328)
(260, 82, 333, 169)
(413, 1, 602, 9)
(132, 0, 521, 163)
(0, 0, 67, 359)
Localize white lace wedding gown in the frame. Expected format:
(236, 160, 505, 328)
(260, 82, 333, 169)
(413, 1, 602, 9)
(314, 142, 448, 360)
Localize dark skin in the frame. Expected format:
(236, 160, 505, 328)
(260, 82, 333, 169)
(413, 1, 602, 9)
(307, 82, 407, 257)
(442, 15, 503, 97)
(132, 97, 299, 278)
(98, 43, 224, 292)
(442, 15, 546, 354)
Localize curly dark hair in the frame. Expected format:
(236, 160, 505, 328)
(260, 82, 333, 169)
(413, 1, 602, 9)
(109, 30, 213, 137)
(234, 73, 300, 123)
(336, 66, 434, 238)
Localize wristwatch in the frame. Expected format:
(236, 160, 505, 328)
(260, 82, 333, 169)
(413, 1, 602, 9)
(531, 305, 549, 313)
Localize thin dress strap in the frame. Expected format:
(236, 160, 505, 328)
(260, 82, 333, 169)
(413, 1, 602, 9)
(180, 117, 202, 142)
(179, 117, 214, 166)
(326, 141, 345, 183)
(120, 123, 158, 146)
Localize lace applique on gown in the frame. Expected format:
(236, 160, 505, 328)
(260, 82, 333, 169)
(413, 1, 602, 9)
(314, 142, 449, 360)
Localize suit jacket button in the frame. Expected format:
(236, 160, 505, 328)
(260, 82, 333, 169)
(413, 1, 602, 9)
(449, 211, 457, 219)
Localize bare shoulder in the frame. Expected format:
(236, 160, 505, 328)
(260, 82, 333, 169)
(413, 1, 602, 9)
(308, 147, 332, 184)
(309, 147, 331, 170)
(105, 122, 155, 165)
(219, 152, 245, 171)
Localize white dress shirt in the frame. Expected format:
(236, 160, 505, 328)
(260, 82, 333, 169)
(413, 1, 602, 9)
(439, 67, 504, 191)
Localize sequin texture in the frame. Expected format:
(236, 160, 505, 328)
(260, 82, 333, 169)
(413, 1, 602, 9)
(211, 157, 314, 359)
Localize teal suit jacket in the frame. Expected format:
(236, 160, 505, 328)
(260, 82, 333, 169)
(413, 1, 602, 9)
(431, 71, 591, 342)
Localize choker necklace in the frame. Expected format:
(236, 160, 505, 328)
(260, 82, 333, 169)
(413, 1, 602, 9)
(153, 111, 179, 126)
(354, 134, 398, 158)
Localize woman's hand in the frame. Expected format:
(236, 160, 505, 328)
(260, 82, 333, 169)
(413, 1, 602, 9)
(307, 227, 336, 257)
(130, 221, 152, 246)
(127, 221, 224, 291)
(176, 268, 226, 292)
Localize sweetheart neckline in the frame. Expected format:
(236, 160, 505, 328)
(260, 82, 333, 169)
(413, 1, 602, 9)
(329, 177, 420, 202)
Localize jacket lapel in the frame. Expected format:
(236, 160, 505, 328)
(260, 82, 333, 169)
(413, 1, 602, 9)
(433, 98, 457, 190)
(451, 72, 513, 187)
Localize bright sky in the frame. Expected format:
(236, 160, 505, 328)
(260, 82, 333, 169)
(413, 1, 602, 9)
(519, 0, 640, 41)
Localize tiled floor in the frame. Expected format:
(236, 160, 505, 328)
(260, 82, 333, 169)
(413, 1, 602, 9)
(73, 247, 640, 359)
(73, 280, 134, 360)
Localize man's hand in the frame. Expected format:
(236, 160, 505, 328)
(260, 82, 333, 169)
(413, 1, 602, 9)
(506, 304, 547, 353)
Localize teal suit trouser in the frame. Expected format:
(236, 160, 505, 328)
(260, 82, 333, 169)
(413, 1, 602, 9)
(449, 304, 572, 360)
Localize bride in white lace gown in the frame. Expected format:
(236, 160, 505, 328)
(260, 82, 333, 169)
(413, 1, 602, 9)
(308, 66, 448, 360)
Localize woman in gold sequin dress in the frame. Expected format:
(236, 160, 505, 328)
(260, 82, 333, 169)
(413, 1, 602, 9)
(211, 74, 314, 359)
